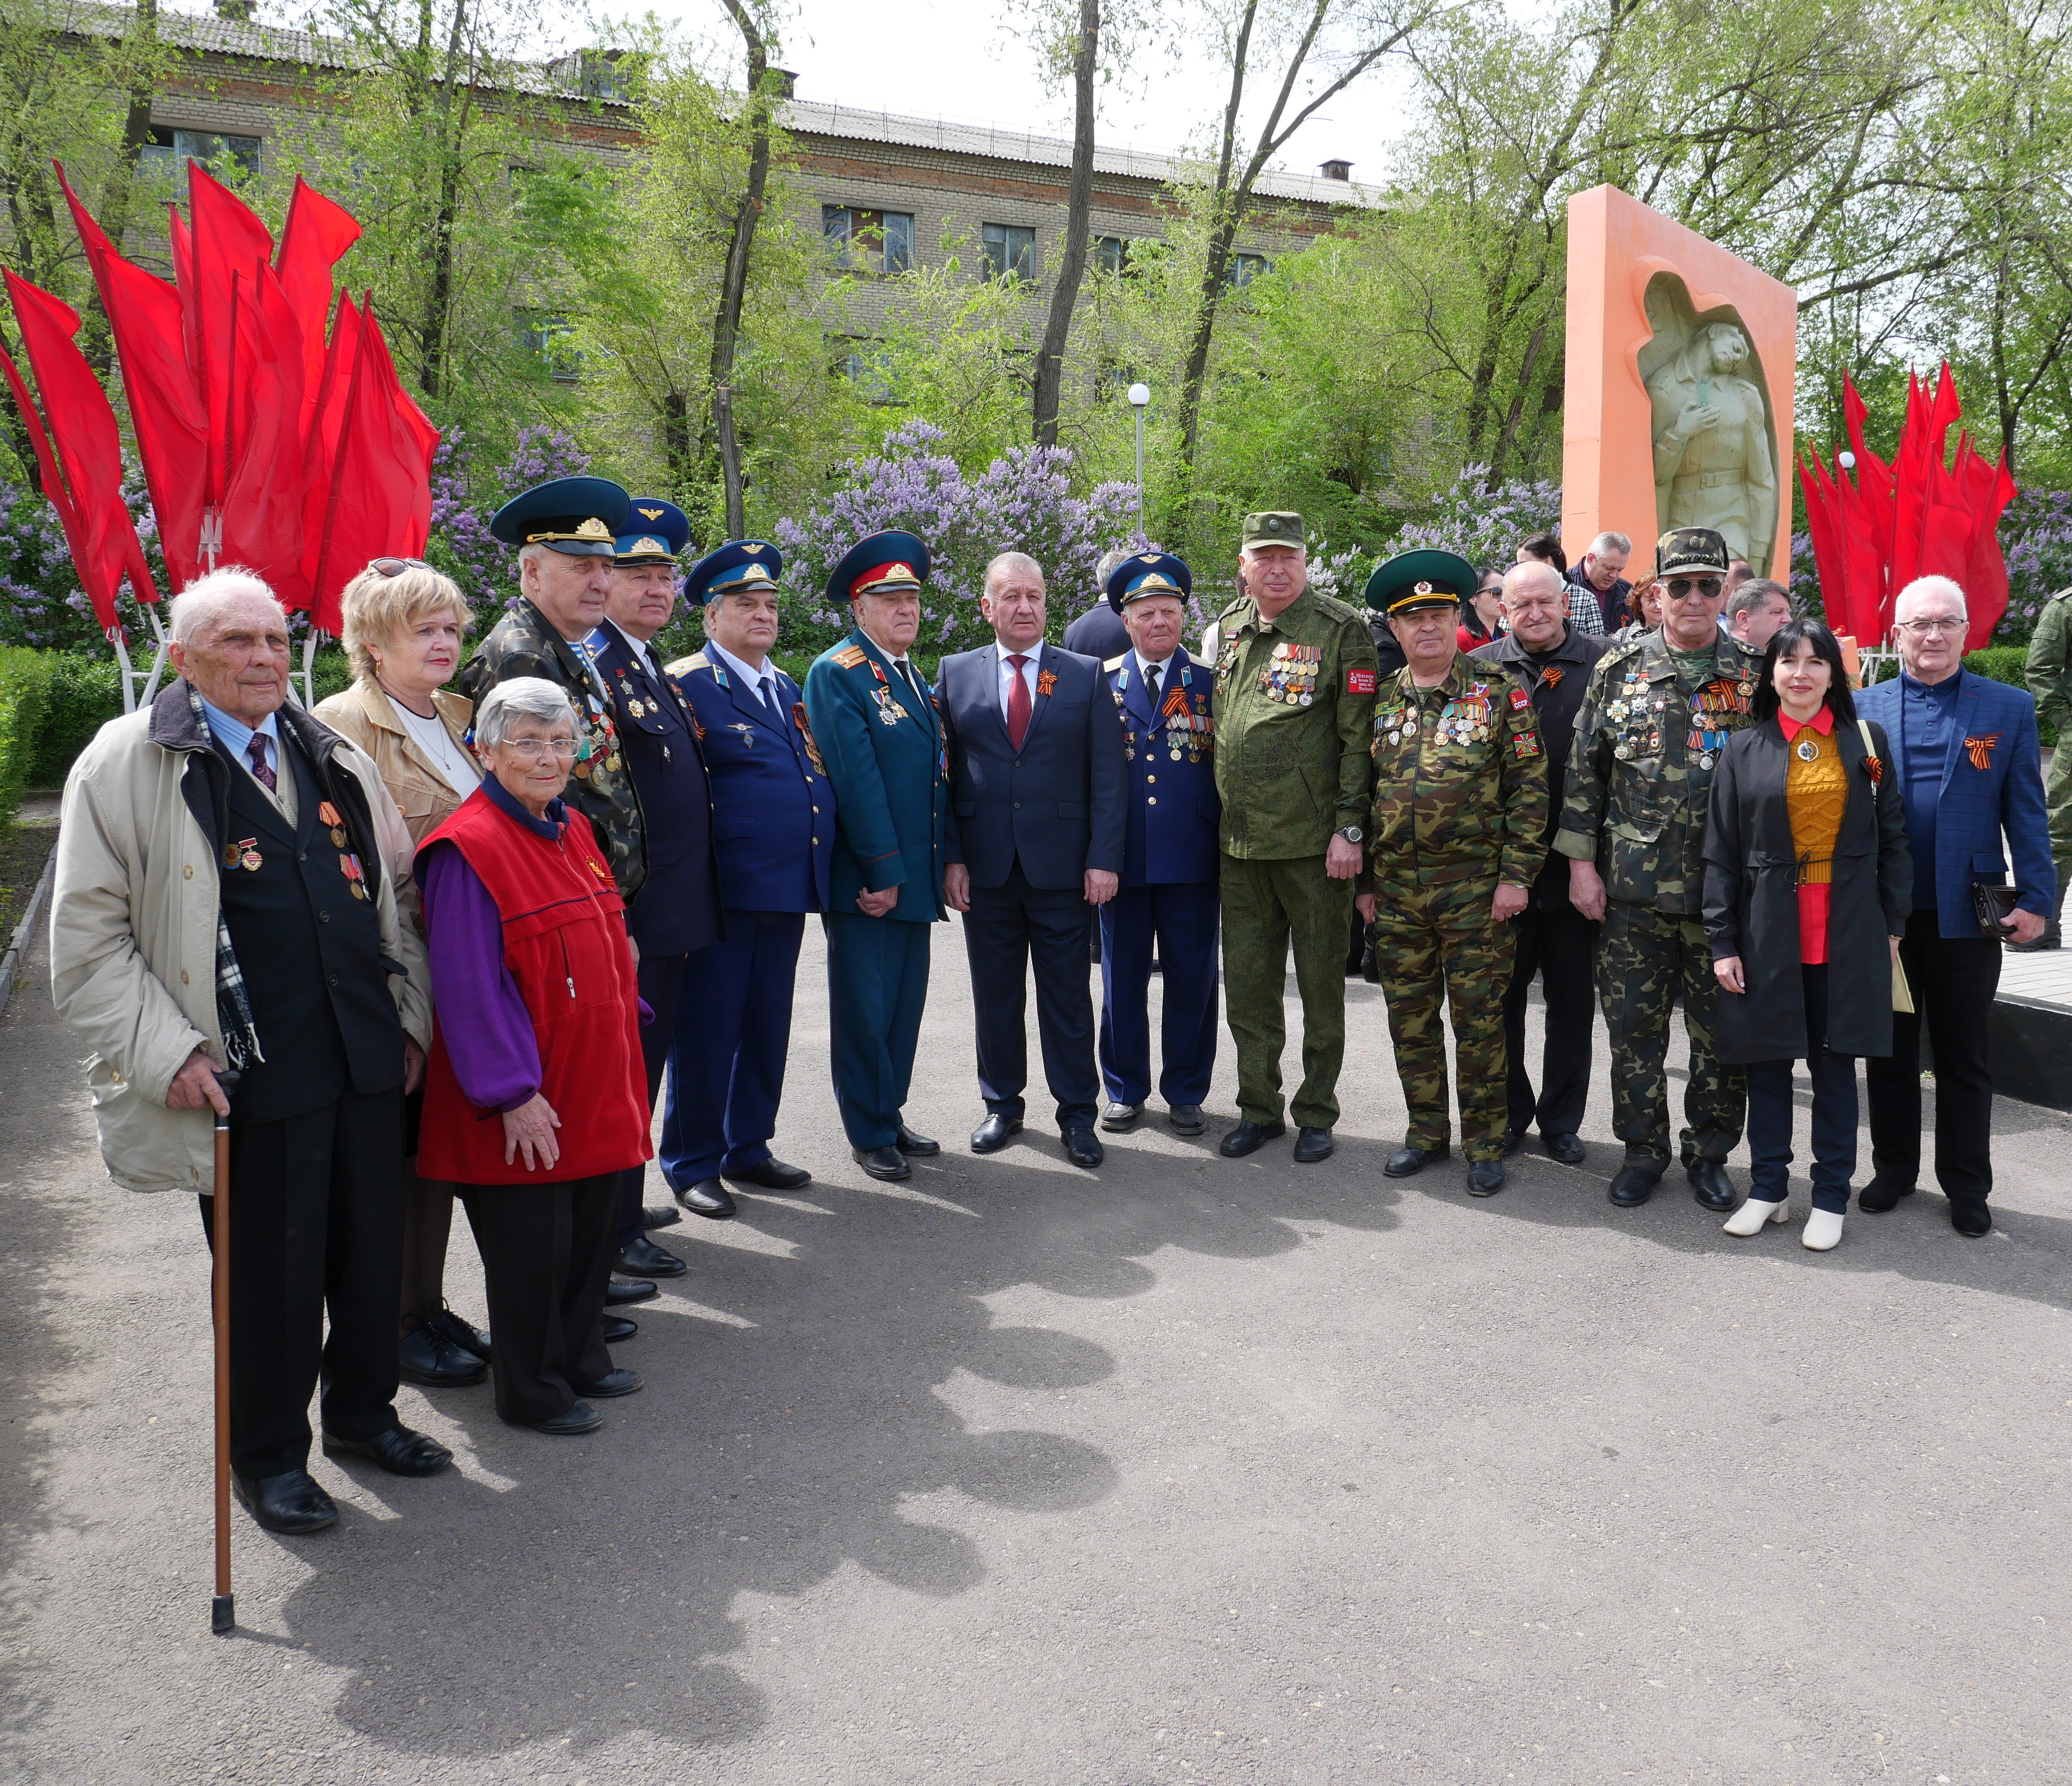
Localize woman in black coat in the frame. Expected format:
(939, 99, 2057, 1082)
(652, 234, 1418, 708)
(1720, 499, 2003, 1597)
(1702, 620, 1911, 1251)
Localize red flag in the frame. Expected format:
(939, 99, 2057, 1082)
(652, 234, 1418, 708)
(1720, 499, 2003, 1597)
(216, 261, 311, 613)
(1961, 451, 2018, 650)
(273, 176, 361, 443)
(1, 271, 158, 629)
(186, 161, 276, 505)
(1798, 451, 1846, 629)
(57, 163, 206, 594)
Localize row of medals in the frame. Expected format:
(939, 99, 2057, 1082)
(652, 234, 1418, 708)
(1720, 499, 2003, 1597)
(570, 696, 622, 779)
(1381, 703, 1488, 748)
(1607, 674, 1755, 769)
(1260, 642, 1320, 705)
(1126, 710, 1210, 763)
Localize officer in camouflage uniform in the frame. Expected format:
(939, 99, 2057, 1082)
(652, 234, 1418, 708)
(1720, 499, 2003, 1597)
(2020, 582, 2072, 949)
(1360, 552, 1547, 1197)
(1213, 511, 1379, 1163)
(1555, 527, 1759, 1209)
(456, 477, 648, 901)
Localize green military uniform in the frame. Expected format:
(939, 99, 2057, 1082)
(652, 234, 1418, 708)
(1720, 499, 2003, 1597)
(1212, 512, 1379, 1132)
(2021, 583, 2072, 947)
(1367, 608, 1548, 1166)
(1554, 572, 1760, 1171)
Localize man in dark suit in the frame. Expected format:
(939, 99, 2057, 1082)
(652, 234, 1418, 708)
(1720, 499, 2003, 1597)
(939, 552, 1127, 1167)
(1096, 552, 1220, 1136)
(802, 532, 950, 1183)
(1855, 574, 2054, 1236)
(592, 500, 729, 1259)
(661, 540, 834, 1213)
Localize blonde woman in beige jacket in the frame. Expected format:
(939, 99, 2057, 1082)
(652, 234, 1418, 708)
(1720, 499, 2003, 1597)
(314, 559, 492, 1391)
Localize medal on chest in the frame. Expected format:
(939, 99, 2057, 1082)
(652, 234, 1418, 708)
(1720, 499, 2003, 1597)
(1258, 641, 1321, 705)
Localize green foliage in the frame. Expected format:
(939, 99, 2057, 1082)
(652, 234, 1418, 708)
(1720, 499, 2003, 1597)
(0, 646, 55, 826)
(28, 651, 122, 787)
(1962, 644, 2058, 745)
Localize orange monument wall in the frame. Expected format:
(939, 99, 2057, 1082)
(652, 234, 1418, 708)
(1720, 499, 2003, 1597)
(1562, 185, 1796, 582)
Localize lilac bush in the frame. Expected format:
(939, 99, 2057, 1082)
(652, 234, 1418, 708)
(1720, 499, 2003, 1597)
(427, 425, 594, 622)
(0, 472, 168, 653)
(1381, 466, 1565, 573)
(1996, 488, 2072, 643)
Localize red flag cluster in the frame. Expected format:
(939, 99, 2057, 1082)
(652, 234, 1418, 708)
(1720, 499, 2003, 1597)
(1799, 364, 2018, 654)
(0, 160, 437, 639)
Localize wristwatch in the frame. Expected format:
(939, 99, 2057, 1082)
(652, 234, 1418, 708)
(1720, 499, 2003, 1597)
(1335, 825, 1364, 844)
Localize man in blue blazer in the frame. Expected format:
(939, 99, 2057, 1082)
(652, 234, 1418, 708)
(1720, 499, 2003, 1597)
(1097, 552, 1220, 1136)
(660, 539, 835, 1216)
(801, 532, 950, 1183)
(939, 552, 1127, 1166)
(1855, 574, 2054, 1236)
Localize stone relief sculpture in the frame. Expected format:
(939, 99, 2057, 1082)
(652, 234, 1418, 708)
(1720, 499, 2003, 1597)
(1640, 273, 1779, 572)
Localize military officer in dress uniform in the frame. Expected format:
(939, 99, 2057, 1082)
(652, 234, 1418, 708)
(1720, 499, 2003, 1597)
(590, 499, 729, 1272)
(1212, 511, 1379, 1164)
(802, 531, 950, 1183)
(660, 540, 834, 1212)
(1097, 552, 1221, 1137)
(1358, 552, 1548, 1198)
(1556, 527, 1759, 1209)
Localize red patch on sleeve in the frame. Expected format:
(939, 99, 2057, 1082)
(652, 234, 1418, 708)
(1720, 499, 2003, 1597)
(1347, 668, 1377, 695)
(1509, 687, 1531, 711)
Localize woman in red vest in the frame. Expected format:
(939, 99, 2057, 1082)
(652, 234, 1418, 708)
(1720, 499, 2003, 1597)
(415, 677, 651, 1434)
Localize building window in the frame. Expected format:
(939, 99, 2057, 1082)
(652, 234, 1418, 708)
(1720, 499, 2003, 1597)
(823, 207, 914, 275)
(834, 340, 897, 402)
(1224, 252, 1271, 290)
(516, 311, 582, 383)
(1094, 235, 1129, 276)
(141, 126, 262, 190)
(982, 223, 1036, 284)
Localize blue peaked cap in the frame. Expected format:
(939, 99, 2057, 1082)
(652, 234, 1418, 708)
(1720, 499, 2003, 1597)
(685, 538, 784, 604)
(489, 477, 631, 557)
(615, 498, 694, 565)
(1105, 550, 1193, 615)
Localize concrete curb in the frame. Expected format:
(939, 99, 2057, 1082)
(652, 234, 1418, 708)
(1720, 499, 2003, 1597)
(0, 831, 59, 1023)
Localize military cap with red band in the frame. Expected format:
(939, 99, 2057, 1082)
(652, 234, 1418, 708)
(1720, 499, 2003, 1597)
(825, 529, 931, 604)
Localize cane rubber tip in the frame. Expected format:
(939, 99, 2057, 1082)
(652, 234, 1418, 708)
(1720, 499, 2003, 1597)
(211, 1594, 236, 1636)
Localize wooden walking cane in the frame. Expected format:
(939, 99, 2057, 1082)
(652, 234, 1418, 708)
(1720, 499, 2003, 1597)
(210, 1072, 238, 1637)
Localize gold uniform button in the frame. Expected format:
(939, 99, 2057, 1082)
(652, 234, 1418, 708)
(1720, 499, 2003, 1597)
(181, 970, 190, 984)
(1148, 797, 1158, 805)
(1146, 775, 1156, 783)
(183, 864, 194, 880)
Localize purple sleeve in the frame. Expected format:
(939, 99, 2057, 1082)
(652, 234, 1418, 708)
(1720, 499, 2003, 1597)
(420, 842, 542, 1113)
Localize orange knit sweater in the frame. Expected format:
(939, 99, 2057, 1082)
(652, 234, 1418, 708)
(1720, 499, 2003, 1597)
(1780, 707, 1848, 964)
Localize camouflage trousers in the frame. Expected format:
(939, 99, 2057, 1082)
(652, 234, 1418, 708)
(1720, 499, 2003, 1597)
(1598, 902, 1745, 1168)
(1370, 878, 1517, 1162)
(1220, 854, 1356, 1129)
(2043, 728, 2072, 941)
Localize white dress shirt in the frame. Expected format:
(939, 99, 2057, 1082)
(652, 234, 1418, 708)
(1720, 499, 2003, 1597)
(1133, 649, 1178, 702)
(706, 637, 786, 720)
(993, 638, 1041, 717)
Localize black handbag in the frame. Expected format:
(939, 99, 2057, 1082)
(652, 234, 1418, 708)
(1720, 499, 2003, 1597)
(1971, 882, 2021, 939)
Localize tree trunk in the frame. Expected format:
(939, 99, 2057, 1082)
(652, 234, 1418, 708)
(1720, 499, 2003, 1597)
(417, 0, 472, 401)
(712, 0, 774, 538)
(1032, 0, 1100, 449)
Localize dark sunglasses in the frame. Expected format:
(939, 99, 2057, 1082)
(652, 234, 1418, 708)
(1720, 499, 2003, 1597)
(366, 557, 434, 578)
(1664, 576, 1723, 600)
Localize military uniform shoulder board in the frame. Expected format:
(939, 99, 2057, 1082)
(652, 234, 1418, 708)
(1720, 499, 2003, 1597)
(1308, 590, 1362, 624)
(833, 644, 868, 669)
(665, 651, 709, 676)
(1104, 654, 1129, 672)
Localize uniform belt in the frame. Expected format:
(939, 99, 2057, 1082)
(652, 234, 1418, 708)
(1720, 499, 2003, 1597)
(1674, 469, 1744, 491)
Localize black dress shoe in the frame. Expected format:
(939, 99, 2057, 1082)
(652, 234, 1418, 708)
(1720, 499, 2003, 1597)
(602, 1314, 638, 1343)
(728, 1157, 812, 1191)
(1100, 1101, 1144, 1131)
(398, 1325, 487, 1388)
(605, 1275, 659, 1306)
(578, 1367, 644, 1399)
(1950, 1198, 1992, 1237)
(895, 1126, 940, 1156)
(853, 1144, 911, 1182)
(1219, 1118, 1286, 1158)
(1292, 1126, 1335, 1163)
(1168, 1103, 1206, 1136)
(1383, 1143, 1449, 1178)
(427, 1308, 491, 1361)
(322, 1424, 453, 1477)
(1466, 1160, 1506, 1197)
(617, 1235, 690, 1277)
(528, 1401, 604, 1436)
(1687, 1159, 1737, 1211)
(641, 1202, 682, 1229)
(1062, 1127, 1104, 1168)
(233, 1468, 338, 1534)
(1857, 1179, 1914, 1213)
(674, 1179, 738, 1220)
(1500, 1128, 1526, 1158)
(971, 1113, 1023, 1153)
(1544, 1132, 1585, 1165)
(1609, 1163, 1664, 1206)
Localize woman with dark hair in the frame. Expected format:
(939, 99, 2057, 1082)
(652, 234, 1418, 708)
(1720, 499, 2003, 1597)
(1457, 570, 1506, 650)
(1702, 620, 1911, 1249)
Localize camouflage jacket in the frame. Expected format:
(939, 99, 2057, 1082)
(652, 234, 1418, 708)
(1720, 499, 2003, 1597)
(455, 597, 648, 900)
(2024, 585, 2072, 735)
(1211, 586, 1378, 859)
(1368, 654, 1548, 891)
(1553, 627, 1762, 914)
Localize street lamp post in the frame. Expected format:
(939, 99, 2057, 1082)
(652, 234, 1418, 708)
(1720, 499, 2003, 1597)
(1127, 382, 1150, 541)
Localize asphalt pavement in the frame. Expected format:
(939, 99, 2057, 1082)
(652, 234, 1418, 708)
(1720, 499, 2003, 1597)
(4, 909, 2070, 1786)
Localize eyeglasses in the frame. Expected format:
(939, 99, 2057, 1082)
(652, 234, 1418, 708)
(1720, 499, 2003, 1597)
(366, 557, 434, 578)
(1664, 577, 1723, 600)
(1895, 617, 1965, 636)
(499, 737, 578, 758)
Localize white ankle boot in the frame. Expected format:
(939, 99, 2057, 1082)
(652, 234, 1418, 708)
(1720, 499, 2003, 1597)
(1723, 1196, 1788, 1236)
(1802, 1207, 1845, 1251)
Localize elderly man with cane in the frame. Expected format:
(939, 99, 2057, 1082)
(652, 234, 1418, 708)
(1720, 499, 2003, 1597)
(51, 570, 445, 1552)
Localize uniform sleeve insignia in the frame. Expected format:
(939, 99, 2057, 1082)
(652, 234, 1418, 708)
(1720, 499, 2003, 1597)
(833, 645, 868, 669)
(1964, 732, 2001, 770)
(1347, 667, 1377, 694)
(1512, 731, 1542, 759)
(1508, 686, 1532, 711)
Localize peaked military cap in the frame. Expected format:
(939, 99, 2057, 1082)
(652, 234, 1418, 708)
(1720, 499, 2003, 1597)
(686, 538, 784, 604)
(1241, 511, 1306, 549)
(1366, 548, 1476, 616)
(616, 497, 693, 566)
(1656, 527, 1730, 578)
(826, 530, 930, 604)
(489, 476, 632, 558)
(1105, 550, 1193, 615)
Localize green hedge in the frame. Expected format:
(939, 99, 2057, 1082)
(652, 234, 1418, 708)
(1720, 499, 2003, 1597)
(0, 648, 58, 830)
(1963, 646, 2057, 748)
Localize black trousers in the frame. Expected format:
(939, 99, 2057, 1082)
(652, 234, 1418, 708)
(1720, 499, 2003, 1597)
(964, 862, 1101, 1131)
(1502, 903, 1600, 1139)
(1866, 908, 2001, 1203)
(1746, 964, 1858, 1215)
(197, 1087, 405, 1480)
(460, 1172, 619, 1426)
(616, 949, 687, 1249)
